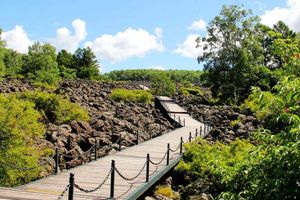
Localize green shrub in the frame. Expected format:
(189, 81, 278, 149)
(176, 138, 258, 196)
(180, 86, 204, 96)
(16, 91, 89, 124)
(151, 73, 176, 96)
(111, 88, 153, 104)
(0, 94, 46, 186)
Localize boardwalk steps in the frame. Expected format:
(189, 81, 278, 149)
(0, 96, 210, 200)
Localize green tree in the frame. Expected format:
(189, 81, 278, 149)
(57, 49, 77, 79)
(23, 42, 60, 85)
(3, 49, 24, 76)
(73, 47, 100, 79)
(262, 21, 299, 70)
(197, 5, 263, 104)
(0, 29, 6, 77)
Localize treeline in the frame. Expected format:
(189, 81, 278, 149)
(106, 69, 203, 84)
(0, 32, 102, 86)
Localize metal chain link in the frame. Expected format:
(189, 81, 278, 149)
(74, 168, 111, 193)
(57, 184, 70, 200)
(169, 143, 181, 153)
(115, 161, 147, 181)
(149, 151, 168, 166)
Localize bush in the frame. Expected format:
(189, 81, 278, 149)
(111, 89, 153, 104)
(179, 86, 204, 96)
(151, 73, 176, 96)
(176, 138, 257, 197)
(16, 91, 89, 124)
(0, 94, 46, 186)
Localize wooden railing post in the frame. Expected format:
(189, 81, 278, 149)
(68, 173, 74, 200)
(146, 154, 150, 182)
(136, 132, 139, 145)
(180, 137, 183, 155)
(195, 128, 198, 137)
(189, 132, 192, 142)
(55, 147, 59, 174)
(179, 116, 181, 125)
(183, 118, 186, 127)
(110, 160, 115, 199)
(200, 126, 203, 135)
(167, 143, 170, 165)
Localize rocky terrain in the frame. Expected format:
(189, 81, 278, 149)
(53, 80, 175, 170)
(174, 93, 260, 144)
(0, 78, 175, 172)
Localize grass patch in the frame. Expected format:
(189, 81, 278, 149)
(179, 86, 205, 97)
(111, 88, 153, 103)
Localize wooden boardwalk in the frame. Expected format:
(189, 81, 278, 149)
(0, 96, 206, 200)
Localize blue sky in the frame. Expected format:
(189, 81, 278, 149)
(1, 0, 298, 73)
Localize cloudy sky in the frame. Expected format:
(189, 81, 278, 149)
(1, 0, 298, 73)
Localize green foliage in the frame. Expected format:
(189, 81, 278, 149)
(221, 129, 300, 200)
(245, 76, 300, 131)
(73, 47, 100, 79)
(106, 69, 203, 84)
(0, 94, 45, 186)
(3, 49, 24, 76)
(179, 76, 300, 199)
(16, 91, 89, 124)
(58, 65, 77, 79)
(150, 73, 176, 96)
(179, 86, 204, 96)
(176, 139, 256, 189)
(0, 29, 6, 77)
(111, 88, 153, 104)
(23, 42, 61, 85)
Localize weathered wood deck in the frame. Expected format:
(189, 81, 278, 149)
(0, 96, 205, 200)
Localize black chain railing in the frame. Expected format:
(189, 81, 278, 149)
(74, 168, 111, 193)
(149, 151, 168, 166)
(57, 184, 70, 200)
(60, 125, 211, 199)
(169, 142, 181, 153)
(115, 161, 147, 181)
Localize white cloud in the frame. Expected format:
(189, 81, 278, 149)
(261, 0, 300, 31)
(50, 19, 87, 52)
(174, 34, 204, 58)
(1, 25, 32, 53)
(84, 27, 164, 63)
(188, 19, 207, 31)
(148, 65, 165, 70)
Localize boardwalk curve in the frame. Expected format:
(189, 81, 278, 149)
(0, 96, 209, 200)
